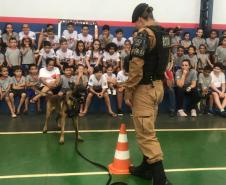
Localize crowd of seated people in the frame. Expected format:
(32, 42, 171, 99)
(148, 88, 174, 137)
(0, 23, 226, 118)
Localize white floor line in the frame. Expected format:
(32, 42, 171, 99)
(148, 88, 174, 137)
(1, 167, 226, 179)
(0, 172, 108, 179)
(1, 128, 226, 135)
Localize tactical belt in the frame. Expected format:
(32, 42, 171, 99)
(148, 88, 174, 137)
(139, 74, 164, 85)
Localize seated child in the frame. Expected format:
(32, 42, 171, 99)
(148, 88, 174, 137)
(102, 42, 120, 73)
(25, 64, 41, 113)
(0, 66, 16, 117)
(103, 65, 117, 95)
(30, 58, 61, 103)
(198, 65, 213, 114)
(79, 65, 116, 117)
(9, 66, 27, 115)
(116, 63, 129, 116)
(58, 64, 75, 97)
(210, 62, 226, 117)
(74, 64, 88, 113)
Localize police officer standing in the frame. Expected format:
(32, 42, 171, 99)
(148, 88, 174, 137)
(124, 3, 172, 185)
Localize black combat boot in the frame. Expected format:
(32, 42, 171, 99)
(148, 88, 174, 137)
(149, 161, 172, 185)
(129, 156, 152, 180)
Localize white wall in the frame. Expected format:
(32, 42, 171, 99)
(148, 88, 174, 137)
(1, 0, 225, 25)
(1, 0, 199, 23)
(212, 0, 226, 25)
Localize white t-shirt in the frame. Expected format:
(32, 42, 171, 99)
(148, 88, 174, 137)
(19, 31, 36, 41)
(46, 35, 59, 47)
(102, 51, 120, 67)
(117, 70, 128, 83)
(86, 50, 102, 66)
(56, 49, 74, 63)
(128, 37, 133, 44)
(62, 30, 78, 49)
(77, 33, 93, 44)
(74, 52, 86, 66)
(210, 71, 225, 88)
(103, 73, 116, 81)
(39, 49, 56, 67)
(39, 67, 60, 84)
(112, 37, 126, 48)
(88, 74, 108, 89)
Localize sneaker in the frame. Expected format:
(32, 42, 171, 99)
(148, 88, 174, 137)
(112, 89, 117, 95)
(107, 89, 111, 95)
(177, 109, 187, 117)
(191, 109, 197, 117)
(117, 109, 124, 116)
(219, 111, 226, 118)
(11, 113, 17, 118)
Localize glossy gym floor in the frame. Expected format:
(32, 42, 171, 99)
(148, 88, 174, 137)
(0, 113, 226, 185)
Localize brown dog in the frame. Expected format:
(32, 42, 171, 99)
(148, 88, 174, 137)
(43, 84, 84, 144)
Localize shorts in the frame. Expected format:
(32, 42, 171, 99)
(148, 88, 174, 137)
(212, 87, 226, 93)
(1, 91, 10, 98)
(26, 88, 36, 98)
(10, 89, 26, 97)
(197, 88, 212, 98)
(92, 86, 102, 93)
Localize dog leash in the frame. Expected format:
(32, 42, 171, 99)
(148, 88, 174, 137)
(73, 117, 127, 185)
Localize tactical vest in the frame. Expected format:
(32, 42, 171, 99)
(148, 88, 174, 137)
(139, 25, 171, 84)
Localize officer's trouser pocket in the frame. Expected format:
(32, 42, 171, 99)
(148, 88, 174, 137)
(132, 81, 164, 117)
(152, 80, 164, 105)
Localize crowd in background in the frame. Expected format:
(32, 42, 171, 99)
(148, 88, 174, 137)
(0, 22, 226, 118)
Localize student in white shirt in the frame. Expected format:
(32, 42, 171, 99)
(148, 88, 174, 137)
(79, 65, 116, 117)
(77, 24, 93, 50)
(116, 60, 129, 116)
(74, 40, 86, 66)
(62, 22, 78, 50)
(56, 38, 74, 70)
(30, 58, 61, 103)
(103, 65, 117, 95)
(85, 39, 103, 74)
(102, 42, 120, 73)
(128, 29, 138, 45)
(120, 40, 132, 70)
(210, 62, 226, 117)
(37, 41, 56, 68)
(45, 28, 59, 50)
(19, 24, 36, 46)
(112, 28, 126, 51)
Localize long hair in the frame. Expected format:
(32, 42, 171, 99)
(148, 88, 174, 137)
(21, 37, 33, 48)
(75, 40, 86, 56)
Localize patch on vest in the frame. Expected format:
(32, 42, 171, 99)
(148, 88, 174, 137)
(162, 35, 171, 48)
(131, 32, 148, 58)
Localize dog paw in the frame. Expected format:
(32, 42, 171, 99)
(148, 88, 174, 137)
(59, 138, 64, 145)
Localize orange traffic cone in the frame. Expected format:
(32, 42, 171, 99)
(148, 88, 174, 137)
(108, 124, 131, 174)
